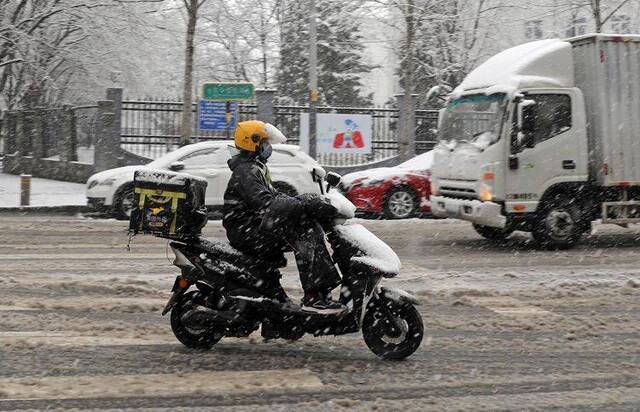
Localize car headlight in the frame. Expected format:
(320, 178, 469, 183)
(87, 180, 99, 190)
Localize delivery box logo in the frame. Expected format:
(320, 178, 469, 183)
(333, 118, 365, 149)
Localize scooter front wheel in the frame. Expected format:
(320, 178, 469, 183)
(170, 291, 223, 350)
(362, 297, 423, 360)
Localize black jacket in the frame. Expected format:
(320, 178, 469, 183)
(223, 153, 277, 246)
(223, 152, 306, 252)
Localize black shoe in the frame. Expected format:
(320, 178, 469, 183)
(301, 294, 346, 314)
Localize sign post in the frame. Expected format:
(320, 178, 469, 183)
(200, 82, 254, 138)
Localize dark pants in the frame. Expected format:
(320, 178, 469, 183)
(229, 222, 341, 293)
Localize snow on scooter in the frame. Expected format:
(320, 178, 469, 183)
(130, 169, 423, 360)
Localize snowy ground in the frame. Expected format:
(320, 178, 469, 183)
(0, 216, 638, 410)
(0, 173, 86, 207)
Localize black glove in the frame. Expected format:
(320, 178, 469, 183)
(259, 193, 304, 233)
(297, 193, 338, 219)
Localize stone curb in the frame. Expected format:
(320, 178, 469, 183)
(0, 205, 92, 215)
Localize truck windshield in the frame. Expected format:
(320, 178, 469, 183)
(439, 94, 507, 149)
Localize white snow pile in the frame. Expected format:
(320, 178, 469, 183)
(341, 151, 433, 190)
(453, 39, 573, 96)
(0, 173, 86, 207)
(325, 190, 356, 218)
(199, 238, 243, 256)
(334, 223, 401, 274)
(134, 168, 207, 185)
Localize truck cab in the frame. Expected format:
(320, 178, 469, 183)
(431, 38, 593, 248)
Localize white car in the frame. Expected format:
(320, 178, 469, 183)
(86, 142, 325, 218)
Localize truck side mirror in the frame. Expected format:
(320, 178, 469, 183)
(437, 107, 446, 130)
(516, 99, 536, 150)
(517, 99, 536, 133)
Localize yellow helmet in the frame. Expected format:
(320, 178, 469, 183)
(234, 120, 286, 152)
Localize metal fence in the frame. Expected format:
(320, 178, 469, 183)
(0, 105, 97, 164)
(121, 99, 256, 159)
(120, 98, 439, 165)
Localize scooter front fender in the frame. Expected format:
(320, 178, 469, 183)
(380, 286, 421, 306)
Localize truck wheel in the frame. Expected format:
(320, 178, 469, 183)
(383, 186, 418, 219)
(472, 224, 513, 241)
(532, 197, 582, 249)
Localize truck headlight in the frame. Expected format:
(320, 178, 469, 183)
(430, 180, 439, 196)
(479, 170, 495, 201)
(479, 184, 493, 201)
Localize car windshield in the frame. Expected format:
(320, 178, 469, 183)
(146, 144, 225, 168)
(438, 94, 507, 150)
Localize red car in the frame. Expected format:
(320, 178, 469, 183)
(341, 151, 433, 219)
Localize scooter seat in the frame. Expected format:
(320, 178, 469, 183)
(195, 237, 287, 268)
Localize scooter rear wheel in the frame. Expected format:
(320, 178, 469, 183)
(170, 291, 223, 349)
(362, 297, 423, 360)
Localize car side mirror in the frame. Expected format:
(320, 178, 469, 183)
(325, 172, 341, 188)
(169, 161, 185, 172)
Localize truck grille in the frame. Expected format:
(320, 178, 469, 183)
(440, 186, 477, 199)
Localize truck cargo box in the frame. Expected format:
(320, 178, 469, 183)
(571, 34, 640, 186)
(129, 169, 208, 238)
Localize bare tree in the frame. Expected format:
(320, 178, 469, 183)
(544, 0, 634, 33)
(370, 0, 506, 104)
(180, 0, 206, 145)
(198, 0, 281, 87)
(0, 0, 168, 109)
(586, 0, 633, 32)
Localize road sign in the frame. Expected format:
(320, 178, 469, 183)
(198, 100, 238, 131)
(202, 82, 254, 101)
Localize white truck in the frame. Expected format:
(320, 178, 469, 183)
(430, 34, 640, 248)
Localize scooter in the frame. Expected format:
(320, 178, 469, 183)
(162, 172, 424, 360)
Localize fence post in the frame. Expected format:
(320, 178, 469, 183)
(20, 174, 31, 206)
(106, 88, 123, 143)
(95, 100, 119, 172)
(61, 104, 78, 162)
(31, 109, 45, 159)
(395, 93, 417, 162)
(255, 89, 276, 124)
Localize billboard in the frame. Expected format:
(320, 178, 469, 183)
(198, 100, 238, 131)
(299, 113, 372, 155)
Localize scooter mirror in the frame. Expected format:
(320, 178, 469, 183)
(325, 172, 342, 188)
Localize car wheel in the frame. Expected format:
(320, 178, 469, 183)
(272, 181, 298, 197)
(383, 186, 418, 219)
(114, 184, 135, 220)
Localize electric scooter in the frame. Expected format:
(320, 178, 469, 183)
(163, 172, 423, 360)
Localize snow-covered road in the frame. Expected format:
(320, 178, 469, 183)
(0, 216, 638, 410)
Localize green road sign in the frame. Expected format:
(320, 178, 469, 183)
(202, 82, 254, 101)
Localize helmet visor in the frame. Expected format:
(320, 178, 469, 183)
(264, 123, 287, 144)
